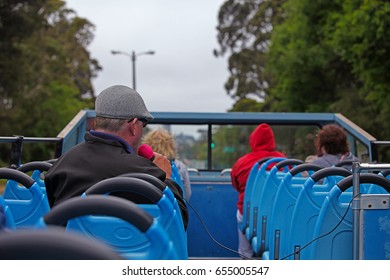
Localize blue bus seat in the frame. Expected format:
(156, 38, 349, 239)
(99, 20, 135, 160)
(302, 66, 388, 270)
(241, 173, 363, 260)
(244, 157, 286, 241)
(118, 172, 184, 226)
(239, 158, 269, 233)
(0, 225, 124, 260)
(0, 168, 50, 228)
(79, 177, 187, 259)
(368, 170, 390, 194)
(3, 161, 52, 200)
(251, 158, 303, 256)
(118, 172, 187, 247)
(0, 196, 16, 230)
(284, 167, 352, 260)
(311, 173, 390, 260)
(263, 163, 322, 260)
(38, 195, 175, 259)
(171, 161, 185, 198)
(186, 171, 238, 258)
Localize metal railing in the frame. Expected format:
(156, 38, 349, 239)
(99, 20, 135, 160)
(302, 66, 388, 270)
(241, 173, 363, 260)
(351, 162, 390, 259)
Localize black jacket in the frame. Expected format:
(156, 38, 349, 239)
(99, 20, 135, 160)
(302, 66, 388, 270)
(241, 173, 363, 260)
(45, 132, 188, 229)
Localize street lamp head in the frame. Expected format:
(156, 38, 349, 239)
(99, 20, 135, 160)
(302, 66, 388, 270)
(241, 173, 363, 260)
(110, 49, 155, 90)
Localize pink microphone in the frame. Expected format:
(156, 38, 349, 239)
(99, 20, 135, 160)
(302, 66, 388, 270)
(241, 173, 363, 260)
(138, 144, 155, 161)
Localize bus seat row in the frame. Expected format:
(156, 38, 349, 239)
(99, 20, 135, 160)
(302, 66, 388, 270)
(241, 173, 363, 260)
(311, 173, 390, 260)
(241, 158, 303, 255)
(250, 158, 303, 255)
(36, 195, 178, 259)
(265, 163, 323, 260)
(0, 164, 188, 260)
(285, 167, 353, 260)
(241, 157, 390, 260)
(241, 157, 285, 239)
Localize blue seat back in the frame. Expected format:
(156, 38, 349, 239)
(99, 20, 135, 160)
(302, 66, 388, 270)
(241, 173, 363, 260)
(285, 167, 352, 259)
(251, 159, 303, 256)
(0, 196, 15, 230)
(0, 168, 50, 228)
(171, 161, 185, 198)
(38, 195, 175, 259)
(3, 161, 51, 200)
(118, 172, 185, 231)
(312, 173, 390, 260)
(264, 164, 322, 260)
(239, 161, 261, 233)
(244, 157, 286, 241)
(74, 177, 187, 259)
(367, 170, 390, 194)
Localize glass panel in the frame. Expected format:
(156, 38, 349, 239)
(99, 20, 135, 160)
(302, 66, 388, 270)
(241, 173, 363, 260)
(143, 124, 209, 170)
(144, 123, 370, 171)
(377, 145, 390, 163)
(211, 124, 320, 170)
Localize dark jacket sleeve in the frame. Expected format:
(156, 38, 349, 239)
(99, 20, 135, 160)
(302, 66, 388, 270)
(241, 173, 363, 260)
(164, 178, 189, 230)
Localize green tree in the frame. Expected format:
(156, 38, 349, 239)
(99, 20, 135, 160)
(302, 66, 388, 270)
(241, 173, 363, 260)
(266, 0, 390, 142)
(0, 0, 100, 163)
(327, 0, 390, 140)
(215, 0, 285, 106)
(217, 0, 390, 150)
(265, 0, 344, 112)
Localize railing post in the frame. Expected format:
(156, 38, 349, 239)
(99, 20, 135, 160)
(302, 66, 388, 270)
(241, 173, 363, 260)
(352, 161, 361, 260)
(10, 136, 23, 168)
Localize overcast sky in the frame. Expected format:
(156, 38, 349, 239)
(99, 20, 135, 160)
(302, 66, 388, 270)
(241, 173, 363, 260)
(65, 0, 235, 113)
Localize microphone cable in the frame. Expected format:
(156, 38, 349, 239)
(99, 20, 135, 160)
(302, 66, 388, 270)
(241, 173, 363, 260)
(184, 198, 255, 260)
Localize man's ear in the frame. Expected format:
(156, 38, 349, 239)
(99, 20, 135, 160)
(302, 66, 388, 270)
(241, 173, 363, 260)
(127, 119, 137, 136)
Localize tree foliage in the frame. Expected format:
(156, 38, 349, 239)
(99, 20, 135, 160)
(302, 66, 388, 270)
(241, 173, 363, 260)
(217, 0, 390, 146)
(215, 0, 284, 102)
(0, 0, 101, 163)
(267, 0, 390, 140)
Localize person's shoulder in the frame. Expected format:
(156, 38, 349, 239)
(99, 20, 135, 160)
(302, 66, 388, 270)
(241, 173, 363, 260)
(174, 159, 185, 165)
(231, 154, 248, 169)
(312, 155, 325, 165)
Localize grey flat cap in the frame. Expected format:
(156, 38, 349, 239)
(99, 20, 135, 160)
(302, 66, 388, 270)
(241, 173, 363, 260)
(95, 85, 154, 121)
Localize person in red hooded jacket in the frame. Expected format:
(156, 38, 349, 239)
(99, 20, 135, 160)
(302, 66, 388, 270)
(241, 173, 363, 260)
(231, 123, 286, 258)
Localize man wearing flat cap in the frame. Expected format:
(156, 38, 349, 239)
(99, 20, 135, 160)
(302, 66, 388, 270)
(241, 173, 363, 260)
(45, 85, 188, 229)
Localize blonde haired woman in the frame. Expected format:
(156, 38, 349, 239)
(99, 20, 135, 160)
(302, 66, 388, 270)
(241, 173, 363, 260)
(142, 129, 192, 200)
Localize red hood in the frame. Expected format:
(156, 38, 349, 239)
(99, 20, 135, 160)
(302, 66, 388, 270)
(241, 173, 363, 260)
(231, 123, 286, 214)
(249, 123, 275, 152)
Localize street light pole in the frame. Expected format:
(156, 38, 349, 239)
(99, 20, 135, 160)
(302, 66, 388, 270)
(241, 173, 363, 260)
(111, 50, 155, 91)
(131, 51, 136, 90)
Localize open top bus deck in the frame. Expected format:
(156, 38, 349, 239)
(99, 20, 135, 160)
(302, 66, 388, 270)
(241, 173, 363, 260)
(1, 111, 390, 260)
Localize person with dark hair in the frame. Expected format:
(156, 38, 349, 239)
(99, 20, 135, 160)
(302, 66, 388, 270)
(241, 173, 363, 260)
(312, 124, 359, 169)
(44, 85, 188, 229)
(231, 123, 286, 258)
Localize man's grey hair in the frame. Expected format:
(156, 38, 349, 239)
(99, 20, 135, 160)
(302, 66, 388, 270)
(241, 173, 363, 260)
(94, 116, 128, 132)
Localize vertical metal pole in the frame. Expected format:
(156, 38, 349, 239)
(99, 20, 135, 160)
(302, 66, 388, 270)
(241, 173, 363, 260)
(10, 136, 23, 168)
(207, 124, 212, 170)
(132, 51, 136, 90)
(352, 161, 361, 260)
